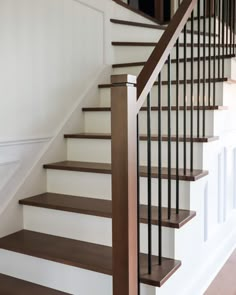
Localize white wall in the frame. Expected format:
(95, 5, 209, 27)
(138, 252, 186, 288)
(0, 0, 106, 235)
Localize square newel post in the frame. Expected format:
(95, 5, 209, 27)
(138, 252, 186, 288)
(111, 74, 138, 295)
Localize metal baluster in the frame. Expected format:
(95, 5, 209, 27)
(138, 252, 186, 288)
(167, 55, 172, 220)
(230, 0, 233, 55)
(176, 38, 180, 214)
(137, 114, 140, 295)
(218, 0, 221, 78)
(191, 11, 194, 171)
(203, 0, 206, 137)
(222, 0, 225, 78)
(183, 25, 187, 174)
(233, 0, 235, 55)
(208, 0, 212, 106)
(158, 73, 162, 265)
(147, 92, 152, 274)
(197, 0, 201, 138)
(213, 0, 216, 106)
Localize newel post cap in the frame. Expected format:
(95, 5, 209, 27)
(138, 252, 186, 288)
(111, 74, 137, 86)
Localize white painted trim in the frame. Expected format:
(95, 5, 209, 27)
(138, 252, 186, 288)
(0, 160, 19, 167)
(0, 136, 52, 147)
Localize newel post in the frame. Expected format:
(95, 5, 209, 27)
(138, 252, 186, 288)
(111, 74, 138, 295)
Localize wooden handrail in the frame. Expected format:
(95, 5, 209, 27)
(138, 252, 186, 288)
(136, 0, 198, 112)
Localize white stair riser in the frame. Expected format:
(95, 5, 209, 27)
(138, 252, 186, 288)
(113, 46, 228, 64)
(0, 249, 112, 295)
(67, 138, 204, 169)
(112, 24, 217, 43)
(46, 170, 191, 210)
(113, 59, 235, 81)
(84, 111, 215, 137)
(99, 82, 225, 107)
(0, 250, 153, 295)
(23, 206, 176, 258)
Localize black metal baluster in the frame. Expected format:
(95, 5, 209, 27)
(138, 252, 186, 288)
(208, 0, 212, 107)
(222, 0, 225, 78)
(176, 38, 180, 214)
(158, 73, 162, 265)
(233, 0, 235, 55)
(203, 0, 206, 137)
(213, 0, 216, 106)
(183, 25, 187, 174)
(190, 11, 194, 171)
(197, 0, 201, 138)
(226, 0, 229, 55)
(218, 0, 221, 78)
(147, 92, 152, 274)
(230, 0, 233, 55)
(167, 55, 172, 220)
(137, 114, 140, 295)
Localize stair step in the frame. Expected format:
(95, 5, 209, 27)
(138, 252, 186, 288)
(64, 132, 218, 143)
(82, 106, 227, 112)
(110, 18, 216, 36)
(0, 273, 69, 295)
(110, 18, 165, 30)
(0, 230, 181, 287)
(112, 41, 230, 47)
(112, 54, 236, 68)
(43, 161, 208, 181)
(20, 193, 196, 229)
(99, 78, 235, 88)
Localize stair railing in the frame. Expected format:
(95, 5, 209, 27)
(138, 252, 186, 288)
(111, 1, 235, 294)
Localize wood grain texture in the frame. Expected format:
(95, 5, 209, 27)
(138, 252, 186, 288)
(112, 42, 229, 47)
(43, 161, 208, 181)
(64, 132, 219, 143)
(82, 106, 228, 112)
(0, 274, 69, 295)
(19, 193, 196, 229)
(110, 18, 217, 36)
(0, 230, 181, 287)
(99, 78, 232, 88)
(111, 75, 138, 295)
(112, 54, 235, 68)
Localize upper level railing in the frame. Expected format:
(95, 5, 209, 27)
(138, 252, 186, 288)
(111, 1, 235, 294)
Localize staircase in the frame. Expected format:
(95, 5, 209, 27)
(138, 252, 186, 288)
(1, 0, 236, 294)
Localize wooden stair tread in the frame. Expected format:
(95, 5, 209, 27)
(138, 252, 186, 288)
(64, 132, 219, 143)
(43, 161, 208, 181)
(19, 193, 196, 229)
(112, 41, 230, 47)
(112, 54, 236, 68)
(110, 18, 165, 30)
(110, 18, 217, 36)
(99, 78, 235, 88)
(0, 273, 69, 295)
(0, 230, 181, 287)
(82, 106, 228, 112)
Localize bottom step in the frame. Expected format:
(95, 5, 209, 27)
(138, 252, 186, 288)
(0, 273, 69, 294)
(0, 230, 181, 288)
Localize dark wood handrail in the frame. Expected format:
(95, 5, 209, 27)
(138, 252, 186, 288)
(136, 0, 198, 112)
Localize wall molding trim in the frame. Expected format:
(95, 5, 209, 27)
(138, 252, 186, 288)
(0, 136, 53, 147)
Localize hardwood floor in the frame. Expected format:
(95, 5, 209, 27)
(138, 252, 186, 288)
(205, 249, 236, 295)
